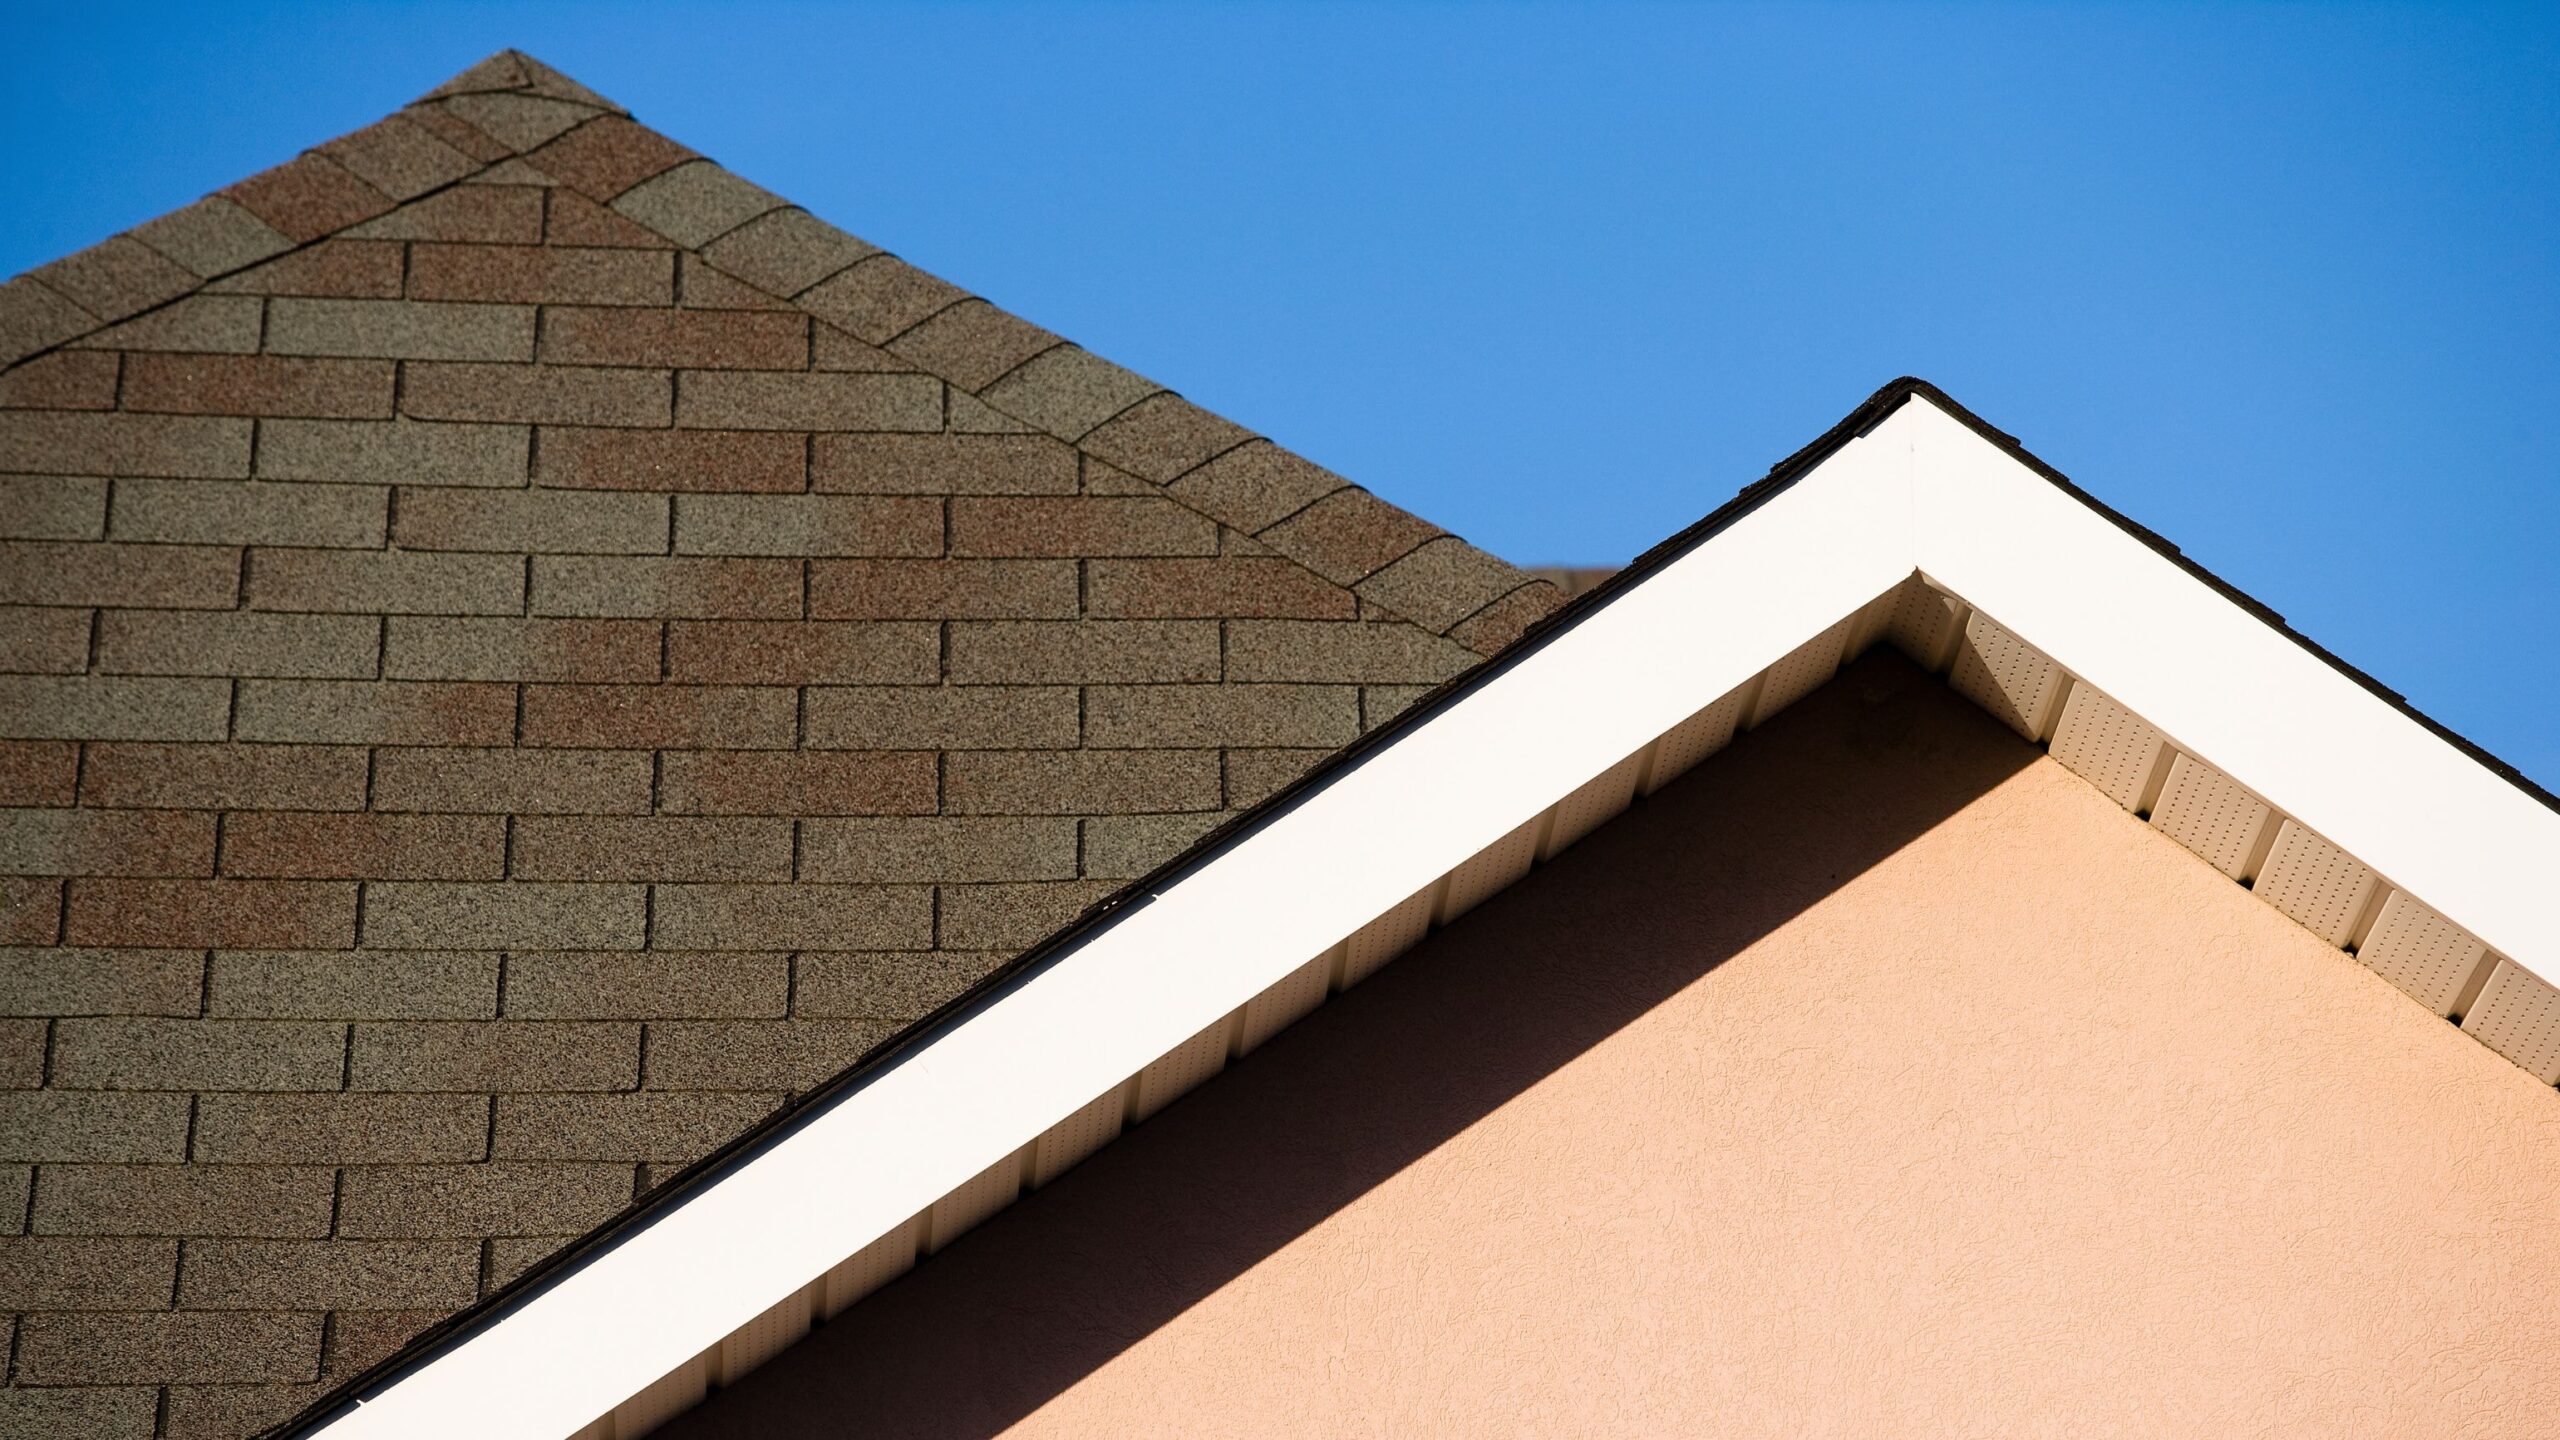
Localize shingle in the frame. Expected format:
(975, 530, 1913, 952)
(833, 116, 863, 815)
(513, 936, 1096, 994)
(205, 237, 403, 298)
(392, 486, 667, 553)
(30, 236, 199, 323)
(402, 99, 515, 164)
(884, 299, 1060, 391)
(792, 950, 1004, 1019)
(219, 813, 507, 881)
(812, 321, 905, 371)
(795, 256, 969, 346)
(944, 749, 1222, 815)
(518, 683, 796, 748)
(948, 621, 1220, 684)
(949, 496, 1219, 557)
(31, 1163, 335, 1236)
(511, 816, 793, 882)
(160, 1385, 313, 1440)
(1079, 392, 1256, 484)
(492, 1090, 781, 1161)
(266, 297, 535, 361)
(246, 548, 524, 615)
(979, 344, 1162, 440)
(649, 884, 931, 951)
(530, 555, 801, 618)
(0, 348, 118, 408)
(122, 352, 394, 419)
(383, 617, 660, 682)
(222, 153, 395, 242)
(402, 360, 670, 426)
(811, 432, 1077, 495)
(0, 740, 78, 805)
(1223, 618, 1481, 683)
(233, 679, 515, 745)
(0, 605, 92, 672)
(342, 184, 547, 243)
(0, 810, 214, 877)
(439, 91, 604, 152)
(347, 1021, 638, 1091)
(1355, 536, 1533, 634)
(319, 115, 481, 199)
(257, 417, 530, 488)
(0, 676, 232, 741)
(808, 558, 1078, 620)
(0, 1385, 162, 1439)
(207, 948, 498, 1017)
(0, 1093, 189, 1161)
(338, 1161, 634, 1237)
(109, 479, 386, 548)
(0, 411, 251, 477)
(0, 948, 201, 1015)
(1224, 747, 1333, 806)
(799, 816, 1076, 884)
(536, 426, 805, 492)
(0, 1234, 177, 1309)
(0, 278, 93, 369)
(78, 743, 367, 811)
(1085, 684, 1360, 748)
(655, 750, 935, 816)
(801, 685, 1078, 750)
(93, 610, 375, 679)
(361, 882, 646, 949)
(525, 115, 696, 201)
(407, 243, 673, 306)
(1445, 580, 1562, 655)
(1082, 810, 1226, 880)
(1362, 681, 1439, 727)
(0, 478, 107, 541)
(62, 879, 356, 949)
(939, 879, 1119, 950)
(1086, 557, 1355, 619)
(671, 493, 939, 556)
(545, 188, 670, 247)
(680, 252, 790, 310)
(640, 1019, 896, 1090)
(126, 196, 294, 278)
(1163, 441, 1348, 534)
(0, 540, 238, 608)
(701, 207, 879, 297)
(371, 747, 653, 815)
(662, 619, 933, 685)
(191, 1092, 490, 1164)
(611, 160, 786, 247)
(69, 293, 264, 353)
(539, 305, 807, 369)
(503, 951, 788, 1019)
(1258, 486, 1445, 586)
(674, 370, 941, 432)
(48, 1017, 346, 1090)
(14, 1310, 323, 1385)
(0, 880, 58, 945)
(180, 1238, 482, 1310)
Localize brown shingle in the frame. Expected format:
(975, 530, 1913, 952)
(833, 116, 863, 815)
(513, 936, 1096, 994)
(265, 297, 535, 360)
(656, 750, 935, 816)
(541, 305, 807, 369)
(0, 1240, 167, 1310)
(799, 817, 1076, 884)
(219, 813, 507, 881)
(491, 1091, 781, 1161)
(360, 882, 646, 949)
(0, 809, 214, 877)
(30, 237, 200, 323)
(673, 370, 940, 431)
(802, 685, 1078, 750)
(0, 676, 233, 742)
(0, 411, 251, 477)
(530, 555, 801, 618)
(0, 1093, 190, 1162)
(1223, 618, 1480, 683)
(347, 1021, 638, 1091)
(512, 816, 793, 882)
(403, 360, 671, 426)
(47, 1017, 347, 1091)
(126, 196, 293, 278)
(122, 353, 394, 419)
(392, 486, 667, 553)
(948, 496, 1218, 557)
(94, 609, 382, 676)
(15, 1310, 323, 1384)
(408, 243, 674, 305)
(808, 557, 1077, 620)
(519, 683, 796, 749)
(344, 185, 544, 243)
(0, 349, 118, 409)
(335, 1162, 634, 1238)
(699, 208, 878, 297)
(232, 679, 516, 745)
(944, 749, 1222, 815)
(611, 161, 784, 249)
(383, 617, 660, 682)
(792, 951, 1004, 1020)
(0, 741, 78, 806)
(62, 879, 356, 949)
(257, 416, 529, 488)
(209, 237, 405, 299)
(71, 293, 263, 354)
(78, 743, 367, 811)
(536, 425, 806, 492)
(662, 620, 935, 684)
(221, 154, 394, 241)
(0, 541, 238, 608)
(525, 115, 697, 200)
(107, 479, 388, 549)
(0, 606, 94, 672)
(884, 299, 1060, 391)
(811, 432, 1077, 495)
(672, 493, 940, 556)
(947, 620, 1220, 684)
(207, 950, 498, 1018)
(794, 256, 968, 345)
(0, 948, 202, 1016)
(1085, 557, 1357, 619)
(247, 547, 524, 615)
(649, 883, 931, 951)
(371, 747, 653, 815)
(319, 115, 480, 200)
(639, 1019, 896, 1091)
(191, 1092, 490, 1164)
(502, 952, 788, 1020)
(178, 1238, 481, 1310)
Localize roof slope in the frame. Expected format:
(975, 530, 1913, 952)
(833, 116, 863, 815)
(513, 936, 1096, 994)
(0, 50, 1561, 1440)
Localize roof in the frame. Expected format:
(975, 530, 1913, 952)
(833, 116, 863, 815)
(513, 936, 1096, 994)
(0, 49, 1567, 1440)
(275, 378, 2560, 1439)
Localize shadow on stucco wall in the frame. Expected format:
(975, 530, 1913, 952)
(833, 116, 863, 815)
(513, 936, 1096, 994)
(658, 648, 2036, 1440)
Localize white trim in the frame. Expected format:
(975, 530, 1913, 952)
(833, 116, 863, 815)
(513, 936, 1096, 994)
(312, 392, 2560, 1439)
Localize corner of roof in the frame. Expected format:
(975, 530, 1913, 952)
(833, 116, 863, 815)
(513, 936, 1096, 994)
(419, 48, 628, 114)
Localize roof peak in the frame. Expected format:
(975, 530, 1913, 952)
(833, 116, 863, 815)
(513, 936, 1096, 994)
(418, 47, 625, 114)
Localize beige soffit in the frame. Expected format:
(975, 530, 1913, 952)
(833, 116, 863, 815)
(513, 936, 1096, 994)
(281, 381, 2560, 1440)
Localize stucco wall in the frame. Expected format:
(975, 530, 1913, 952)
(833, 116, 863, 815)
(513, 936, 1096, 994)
(666, 651, 2560, 1439)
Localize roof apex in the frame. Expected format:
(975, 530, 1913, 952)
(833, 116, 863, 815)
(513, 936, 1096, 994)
(418, 48, 626, 114)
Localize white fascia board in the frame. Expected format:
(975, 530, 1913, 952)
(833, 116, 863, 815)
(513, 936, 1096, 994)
(1902, 395, 2560, 977)
(316, 400, 1918, 1439)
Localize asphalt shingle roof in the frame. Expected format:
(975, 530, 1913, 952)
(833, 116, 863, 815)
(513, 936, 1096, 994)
(0, 50, 1562, 1438)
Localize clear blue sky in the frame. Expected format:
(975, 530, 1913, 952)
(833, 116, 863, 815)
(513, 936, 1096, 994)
(6, 3, 2555, 785)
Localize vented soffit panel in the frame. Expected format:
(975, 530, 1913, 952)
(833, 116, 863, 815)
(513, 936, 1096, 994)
(285, 381, 2560, 1440)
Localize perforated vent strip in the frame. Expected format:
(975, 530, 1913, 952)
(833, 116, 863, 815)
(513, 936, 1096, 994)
(1544, 750, 1645, 860)
(716, 1285, 815, 1385)
(2250, 821, 2379, 948)
(1442, 814, 1544, 923)
(2150, 754, 2273, 880)
(2046, 682, 2168, 811)
(821, 1216, 919, 1319)
(1133, 1017, 1234, 1122)
(1749, 618, 1854, 727)
(1032, 1084, 1127, 1186)
(2462, 960, 2560, 1085)
(1240, 952, 1334, 1054)
(1949, 612, 2064, 740)
(1878, 577, 1962, 667)
(927, 1146, 1027, 1253)
(2359, 891, 2490, 1018)
(1644, 684, 1748, 796)
(1342, 885, 1436, 988)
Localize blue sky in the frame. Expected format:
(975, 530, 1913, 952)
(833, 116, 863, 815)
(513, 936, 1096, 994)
(6, 3, 2555, 784)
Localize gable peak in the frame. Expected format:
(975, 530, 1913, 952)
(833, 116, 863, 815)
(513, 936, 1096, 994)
(419, 48, 625, 114)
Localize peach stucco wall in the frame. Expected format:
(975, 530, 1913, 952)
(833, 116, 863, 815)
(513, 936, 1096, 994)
(668, 653, 2560, 1439)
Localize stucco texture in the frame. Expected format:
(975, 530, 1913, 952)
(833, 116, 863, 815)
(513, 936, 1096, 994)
(664, 650, 2560, 1439)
